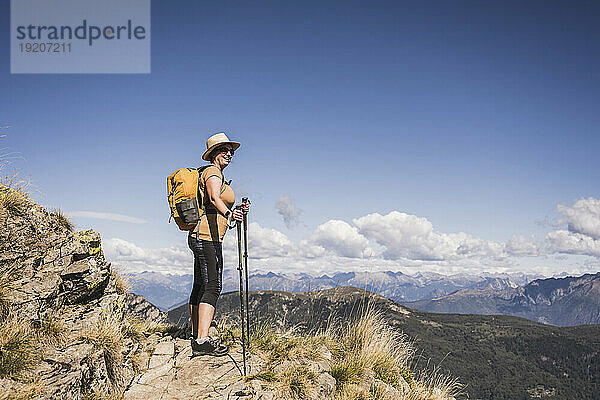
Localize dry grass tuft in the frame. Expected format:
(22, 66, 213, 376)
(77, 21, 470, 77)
(214, 316, 240, 348)
(331, 304, 461, 399)
(0, 187, 30, 217)
(78, 303, 153, 393)
(330, 359, 364, 391)
(330, 305, 413, 393)
(245, 297, 461, 400)
(122, 316, 146, 341)
(110, 268, 130, 295)
(246, 369, 277, 383)
(36, 312, 66, 345)
(250, 321, 332, 364)
(123, 315, 171, 340)
(0, 133, 30, 194)
(0, 314, 36, 378)
(404, 369, 463, 400)
(333, 383, 371, 400)
(50, 209, 74, 232)
(0, 176, 31, 193)
(276, 364, 317, 399)
(0, 266, 17, 321)
(79, 305, 124, 381)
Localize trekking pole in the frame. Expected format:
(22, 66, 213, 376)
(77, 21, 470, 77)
(236, 205, 247, 376)
(242, 197, 251, 345)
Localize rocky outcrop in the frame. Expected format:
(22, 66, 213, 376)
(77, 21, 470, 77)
(59, 230, 111, 304)
(0, 186, 170, 399)
(125, 292, 168, 325)
(5, 224, 140, 398)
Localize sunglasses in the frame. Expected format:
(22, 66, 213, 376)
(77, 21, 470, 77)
(219, 147, 235, 155)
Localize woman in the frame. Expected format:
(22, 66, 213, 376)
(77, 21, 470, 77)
(188, 132, 248, 356)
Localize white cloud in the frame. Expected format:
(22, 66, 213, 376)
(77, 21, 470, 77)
(546, 230, 600, 258)
(297, 239, 327, 259)
(101, 200, 600, 278)
(302, 220, 372, 258)
(556, 197, 600, 240)
(354, 212, 439, 260)
(223, 221, 293, 259)
(353, 211, 505, 261)
(106, 238, 146, 259)
(67, 211, 147, 224)
(505, 234, 542, 257)
(104, 238, 191, 274)
(542, 197, 600, 258)
(276, 195, 302, 229)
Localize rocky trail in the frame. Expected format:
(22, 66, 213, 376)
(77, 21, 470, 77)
(125, 338, 261, 400)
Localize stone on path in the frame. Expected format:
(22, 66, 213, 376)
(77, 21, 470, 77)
(125, 339, 256, 400)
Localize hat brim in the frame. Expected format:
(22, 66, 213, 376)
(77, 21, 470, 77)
(202, 141, 241, 161)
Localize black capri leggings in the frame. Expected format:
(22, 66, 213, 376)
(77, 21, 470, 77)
(188, 235, 223, 307)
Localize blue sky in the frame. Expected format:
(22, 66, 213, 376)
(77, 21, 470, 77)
(2, 0, 599, 277)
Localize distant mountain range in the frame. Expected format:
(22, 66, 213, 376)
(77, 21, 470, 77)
(405, 272, 600, 326)
(124, 271, 191, 311)
(128, 269, 600, 326)
(168, 287, 600, 400)
(126, 269, 538, 311)
(244, 270, 536, 303)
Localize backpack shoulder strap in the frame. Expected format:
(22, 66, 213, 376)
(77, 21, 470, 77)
(197, 164, 224, 184)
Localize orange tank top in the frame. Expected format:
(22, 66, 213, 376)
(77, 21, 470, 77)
(191, 165, 235, 242)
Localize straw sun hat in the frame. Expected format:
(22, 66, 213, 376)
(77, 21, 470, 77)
(202, 132, 241, 161)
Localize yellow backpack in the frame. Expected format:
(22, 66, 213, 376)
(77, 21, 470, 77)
(167, 166, 213, 231)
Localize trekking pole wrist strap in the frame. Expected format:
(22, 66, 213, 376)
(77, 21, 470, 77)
(227, 210, 237, 229)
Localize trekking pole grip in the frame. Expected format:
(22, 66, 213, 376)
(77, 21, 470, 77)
(242, 197, 250, 214)
(233, 204, 243, 226)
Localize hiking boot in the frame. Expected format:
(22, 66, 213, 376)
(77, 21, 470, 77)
(190, 335, 221, 347)
(191, 337, 229, 357)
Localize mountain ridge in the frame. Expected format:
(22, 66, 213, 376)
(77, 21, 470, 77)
(406, 272, 600, 326)
(125, 269, 539, 311)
